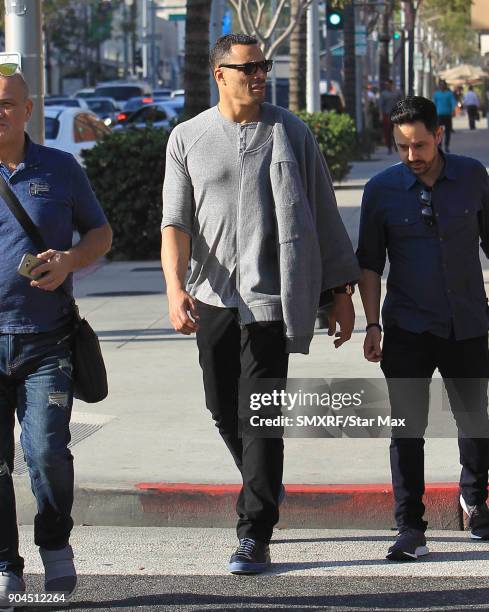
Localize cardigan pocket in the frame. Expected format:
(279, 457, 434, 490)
(272, 160, 309, 244)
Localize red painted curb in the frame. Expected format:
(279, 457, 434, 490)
(133, 482, 463, 530)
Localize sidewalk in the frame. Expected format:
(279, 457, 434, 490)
(13, 118, 489, 531)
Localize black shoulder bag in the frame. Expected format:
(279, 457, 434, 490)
(0, 174, 108, 403)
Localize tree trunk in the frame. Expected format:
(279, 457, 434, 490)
(378, 4, 390, 86)
(289, 0, 306, 112)
(45, 28, 52, 95)
(343, 0, 356, 122)
(183, 0, 212, 119)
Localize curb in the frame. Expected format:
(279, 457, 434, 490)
(15, 480, 463, 530)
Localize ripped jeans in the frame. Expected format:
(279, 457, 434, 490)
(0, 326, 74, 576)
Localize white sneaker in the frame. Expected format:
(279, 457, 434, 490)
(39, 545, 77, 603)
(0, 571, 25, 612)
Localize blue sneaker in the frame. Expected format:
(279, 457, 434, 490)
(386, 528, 429, 561)
(460, 495, 489, 539)
(228, 538, 271, 574)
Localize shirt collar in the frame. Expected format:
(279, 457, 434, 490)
(23, 133, 41, 168)
(402, 149, 457, 190)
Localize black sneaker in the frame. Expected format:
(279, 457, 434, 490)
(460, 495, 489, 539)
(386, 528, 429, 561)
(228, 538, 271, 574)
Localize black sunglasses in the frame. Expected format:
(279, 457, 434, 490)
(218, 59, 274, 76)
(419, 188, 435, 226)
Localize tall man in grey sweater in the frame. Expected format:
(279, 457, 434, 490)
(161, 33, 360, 574)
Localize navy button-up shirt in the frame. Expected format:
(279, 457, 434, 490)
(356, 153, 489, 340)
(0, 134, 107, 333)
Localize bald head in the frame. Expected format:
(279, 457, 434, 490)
(0, 73, 30, 101)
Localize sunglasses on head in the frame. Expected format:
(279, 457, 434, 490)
(218, 59, 273, 76)
(0, 63, 20, 77)
(419, 188, 435, 226)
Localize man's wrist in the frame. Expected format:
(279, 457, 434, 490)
(366, 322, 382, 332)
(63, 250, 79, 273)
(333, 282, 355, 296)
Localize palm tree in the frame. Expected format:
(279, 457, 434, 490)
(183, 0, 213, 119)
(289, 0, 307, 111)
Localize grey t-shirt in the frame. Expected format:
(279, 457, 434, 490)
(162, 106, 259, 308)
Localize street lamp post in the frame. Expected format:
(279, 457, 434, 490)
(306, 0, 320, 112)
(4, 0, 44, 144)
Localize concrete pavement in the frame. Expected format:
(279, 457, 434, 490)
(12, 116, 489, 530)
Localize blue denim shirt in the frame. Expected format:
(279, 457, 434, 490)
(357, 154, 489, 340)
(0, 135, 107, 333)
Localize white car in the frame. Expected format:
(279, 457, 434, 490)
(44, 106, 111, 165)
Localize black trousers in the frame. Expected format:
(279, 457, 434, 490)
(381, 327, 489, 532)
(467, 105, 478, 130)
(195, 301, 289, 543)
(438, 115, 452, 149)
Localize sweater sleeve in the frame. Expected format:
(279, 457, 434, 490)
(161, 128, 194, 235)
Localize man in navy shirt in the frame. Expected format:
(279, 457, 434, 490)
(357, 96, 489, 561)
(0, 71, 112, 607)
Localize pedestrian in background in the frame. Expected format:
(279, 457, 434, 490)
(357, 96, 489, 562)
(161, 33, 359, 575)
(0, 68, 112, 609)
(463, 85, 480, 130)
(433, 80, 456, 152)
(378, 79, 402, 154)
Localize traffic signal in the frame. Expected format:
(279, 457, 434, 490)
(393, 30, 402, 40)
(326, 3, 343, 30)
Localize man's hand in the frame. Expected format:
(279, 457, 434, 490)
(364, 327, 382, 362)
(30, 250, 74, 292)
(327, 293, 355, 348)
(168, 288, 199, 335)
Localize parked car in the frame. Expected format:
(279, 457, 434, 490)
(112, 102, 178, 132)
(73, 88, 96, 99)
(122, 96, 154, 112)
(94, 81, 152, 107)
(44, 106, 111, 164)
(153, 88, 172, 98)
(114, 96, 155, 125)
(85, 97, 119, 126)
(44, 96, 89, 109)
(158, 97, 184, 119)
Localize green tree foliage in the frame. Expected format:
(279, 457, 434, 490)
(294, 111, 357, 182)
(420, 0, 478, 67)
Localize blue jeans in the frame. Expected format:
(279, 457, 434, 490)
(0, 326, 74, 576)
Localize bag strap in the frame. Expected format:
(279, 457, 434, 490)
(0, 172, 48, 253)
(0, 172, 76, 307)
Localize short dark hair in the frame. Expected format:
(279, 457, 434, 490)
(209, 33, 258, 69)
(390, 96, 439, 133)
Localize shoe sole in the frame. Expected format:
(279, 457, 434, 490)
(386, 546, 429, 561)
(228, 562, 270, 575)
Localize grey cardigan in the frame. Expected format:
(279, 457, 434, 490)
(162, 103, 360, 353)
